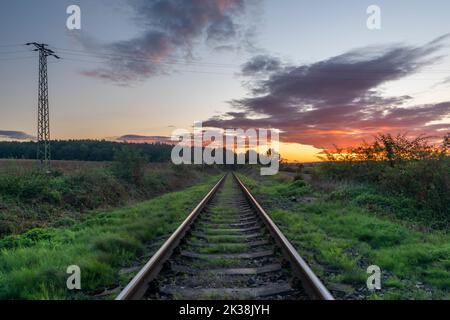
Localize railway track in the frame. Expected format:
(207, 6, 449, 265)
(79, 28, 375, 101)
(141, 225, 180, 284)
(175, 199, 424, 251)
(117, 173, 334, 300)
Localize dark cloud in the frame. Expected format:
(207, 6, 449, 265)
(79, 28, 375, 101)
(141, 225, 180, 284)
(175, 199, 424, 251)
(83, 0, 256, 84)
(205, 35, 450, 149)
(0, 131, 35, 141)
(241, 55, 283, 76)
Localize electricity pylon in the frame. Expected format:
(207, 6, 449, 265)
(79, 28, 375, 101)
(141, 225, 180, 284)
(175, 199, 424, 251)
(26, 43, 60, 164)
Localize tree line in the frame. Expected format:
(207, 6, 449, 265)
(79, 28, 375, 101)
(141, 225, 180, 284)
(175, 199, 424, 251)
(0, 140, 276, 165)
(0, 140, 174, 162)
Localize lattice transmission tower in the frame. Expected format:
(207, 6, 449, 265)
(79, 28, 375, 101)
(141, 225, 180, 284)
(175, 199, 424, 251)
(26, 43, 60, 164)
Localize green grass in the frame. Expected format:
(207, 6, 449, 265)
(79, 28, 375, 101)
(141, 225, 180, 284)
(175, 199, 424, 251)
(237, 172, 450, 300)
(0, 164, 215, 237)
(0, 175, 221, 299)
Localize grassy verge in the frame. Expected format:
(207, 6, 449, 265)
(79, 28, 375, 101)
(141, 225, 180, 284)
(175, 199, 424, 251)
(237, 172, 450, 300)
(0, 162, 218, 237)
(0, 175, 221, 299)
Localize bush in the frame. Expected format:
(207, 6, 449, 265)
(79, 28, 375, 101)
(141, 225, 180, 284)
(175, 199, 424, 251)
(379, 159, 449, 219)
(0, 228, 55, 250)
(1, 170, 68, 206)
(112, 147, 147, 185)
(64, 169, 127, 209)
(271, 178, 313, 199)
(142, 171, 168, 195)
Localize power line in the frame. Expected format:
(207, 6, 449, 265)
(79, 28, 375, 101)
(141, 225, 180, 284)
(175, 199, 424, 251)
(51, 57, 450, 79)
(1, 43, 450, 73)
(49, 46, 450, 73)
(55, 56, 232, 75)
(0, 50, 32, 54)
(0, 56, 35, 61)
(1, 44, 449, 80)
(3, 54, 449, 79)
(0, 44, 25, 48)
(50, 46, 240, 69)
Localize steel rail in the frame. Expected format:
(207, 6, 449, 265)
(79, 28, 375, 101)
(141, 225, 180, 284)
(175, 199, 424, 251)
(233, 173, 334, 300)
(117, 172, 333, 300)
(116, 174, 227, 300)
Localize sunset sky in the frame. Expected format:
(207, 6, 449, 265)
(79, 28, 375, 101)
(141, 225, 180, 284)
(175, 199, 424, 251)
(1, 0, 450, 162)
